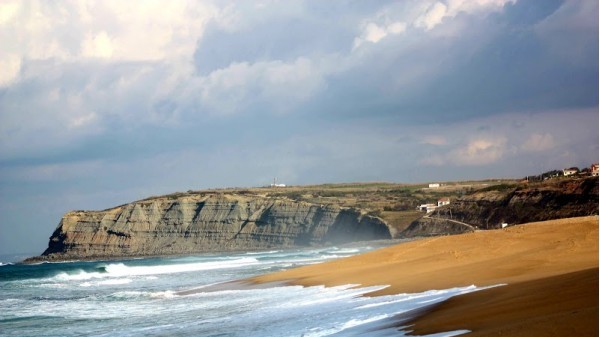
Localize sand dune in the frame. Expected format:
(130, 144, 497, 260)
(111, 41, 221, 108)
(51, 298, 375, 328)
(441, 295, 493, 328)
(252, 216, 599, 336)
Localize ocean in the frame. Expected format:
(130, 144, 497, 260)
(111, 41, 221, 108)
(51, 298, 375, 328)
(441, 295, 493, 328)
(0, 244, 481, 337)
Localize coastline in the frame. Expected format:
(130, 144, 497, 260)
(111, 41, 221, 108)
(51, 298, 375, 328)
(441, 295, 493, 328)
(251, 215, 599, 336)
(21, 238, 412, 264)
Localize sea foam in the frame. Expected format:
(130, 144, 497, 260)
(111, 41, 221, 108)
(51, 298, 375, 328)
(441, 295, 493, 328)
(1, 245, 487, 337)
(50, 257, 260, 281)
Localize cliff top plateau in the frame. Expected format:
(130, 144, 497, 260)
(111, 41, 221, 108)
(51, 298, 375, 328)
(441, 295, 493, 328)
(26, 175, 598, 262)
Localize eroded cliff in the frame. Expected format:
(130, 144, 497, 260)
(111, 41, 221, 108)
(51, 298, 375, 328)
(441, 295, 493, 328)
(35, 192, 392, 261)
(402, 177, 598, 237)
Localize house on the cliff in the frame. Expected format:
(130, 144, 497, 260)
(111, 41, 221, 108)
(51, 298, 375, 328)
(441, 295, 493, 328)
(563, 167, 579, 176)
(591, 164, 599, 177)
(417, 203, 437, 213)
(437, 198, 450, 207)
(418, 198, 450, 213)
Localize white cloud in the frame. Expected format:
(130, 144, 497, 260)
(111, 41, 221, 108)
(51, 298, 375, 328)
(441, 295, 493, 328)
(414, 0, 515, 31)
(0, 1, 219, 84)
(364, 23, 388, 43)
(81, 31, 114, 59)
(82, 1, 217, 61)
(352, 0, 513, 51)
(446, 0, 515, 16)
(197, 58, 326, 115)
(415, 2, 448, 30)
(418, 109, 598, 170)
(0, 1, 19, 24)
(521, 133, 555, 152)
(422, 136, 509, 166)
(453, 137, 507, 165)
(353, 21, 407, 49)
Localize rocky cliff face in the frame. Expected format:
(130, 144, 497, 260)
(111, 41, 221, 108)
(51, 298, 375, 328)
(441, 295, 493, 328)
(401, 217, 475, 237)
(35, 193, 392, 261)
(402, 177, 598, 237)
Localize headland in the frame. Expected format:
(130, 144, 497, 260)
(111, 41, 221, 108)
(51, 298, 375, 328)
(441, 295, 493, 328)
(26, 176, 598, 263)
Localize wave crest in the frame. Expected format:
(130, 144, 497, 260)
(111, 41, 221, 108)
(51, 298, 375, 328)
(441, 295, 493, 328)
(51, 257, 259, 281)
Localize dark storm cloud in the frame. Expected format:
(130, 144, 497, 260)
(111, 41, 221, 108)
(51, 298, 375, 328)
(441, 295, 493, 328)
(414, 0, 598, 117)
(192, 1, 388, 75)
(313, 0, 596, 123)
(187, 0, 598, 126)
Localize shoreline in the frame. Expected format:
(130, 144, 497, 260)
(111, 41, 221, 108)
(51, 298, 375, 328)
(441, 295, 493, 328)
(20, 238, 413, 265)
(404, 267, 598, 336)
(251, 216, 599, 336)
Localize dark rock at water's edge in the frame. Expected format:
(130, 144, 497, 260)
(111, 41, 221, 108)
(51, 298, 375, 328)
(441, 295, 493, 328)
(26, 193, 392, 262)
(402, 177, 599, 238)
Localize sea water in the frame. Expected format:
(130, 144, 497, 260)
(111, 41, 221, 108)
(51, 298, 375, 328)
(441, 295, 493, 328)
(0, 245, 479, 337)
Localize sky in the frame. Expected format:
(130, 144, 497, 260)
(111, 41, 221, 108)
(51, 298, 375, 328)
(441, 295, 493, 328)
(0, 0, 598, 255)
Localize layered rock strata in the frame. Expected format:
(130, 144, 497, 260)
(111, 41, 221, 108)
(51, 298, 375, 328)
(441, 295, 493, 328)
(35, 193, 392, 261)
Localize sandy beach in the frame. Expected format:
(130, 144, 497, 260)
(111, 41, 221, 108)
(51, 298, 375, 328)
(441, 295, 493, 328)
(252, 216, 599, 336)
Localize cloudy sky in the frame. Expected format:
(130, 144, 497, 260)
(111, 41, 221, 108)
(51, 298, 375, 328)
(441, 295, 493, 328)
(0, 0, 598, 255)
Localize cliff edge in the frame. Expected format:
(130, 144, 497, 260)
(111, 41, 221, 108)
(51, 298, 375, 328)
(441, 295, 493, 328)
(30, 192, 392, 261)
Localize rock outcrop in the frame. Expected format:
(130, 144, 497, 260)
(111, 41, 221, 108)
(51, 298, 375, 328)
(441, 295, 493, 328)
(402, 177, 598, 237)
(401, 217, 476, 237)
(33, 192, 392, 261)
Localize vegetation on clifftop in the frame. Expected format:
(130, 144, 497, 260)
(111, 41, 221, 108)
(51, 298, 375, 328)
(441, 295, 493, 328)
(98, 174, 597, 240)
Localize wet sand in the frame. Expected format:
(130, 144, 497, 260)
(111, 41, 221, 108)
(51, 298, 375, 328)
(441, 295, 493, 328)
(251, 216, 599, 336)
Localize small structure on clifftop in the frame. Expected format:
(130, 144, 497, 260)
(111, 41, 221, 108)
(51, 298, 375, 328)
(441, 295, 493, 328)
(563, 167, 579, 176)
(591, 164, 599, 177)
(418, 203, 438, 213)
(270, 177, 286, 187)
(437, 198, 450, 207)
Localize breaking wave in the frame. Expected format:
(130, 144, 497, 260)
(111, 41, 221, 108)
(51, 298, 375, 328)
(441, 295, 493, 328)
(51, 257, 260, 281)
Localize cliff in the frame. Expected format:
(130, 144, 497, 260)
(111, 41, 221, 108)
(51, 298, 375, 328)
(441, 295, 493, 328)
(402, 177, 598, 237)
(33, 192, 392, 261)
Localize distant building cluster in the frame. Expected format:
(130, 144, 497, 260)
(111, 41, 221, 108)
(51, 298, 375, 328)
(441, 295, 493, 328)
(560, 163, 598, 177)
(418, 197, 451, 213)
(525, 163, 598, 182)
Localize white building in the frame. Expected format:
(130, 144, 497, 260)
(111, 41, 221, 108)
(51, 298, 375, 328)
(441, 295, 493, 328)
(417, 203, 438, 213)
(428, 183, 440, 188)
(270, 177, 286, 188)
(437, 198, 450, 207)
(591, 164, 599, 177)
(563, 167, 578, 176)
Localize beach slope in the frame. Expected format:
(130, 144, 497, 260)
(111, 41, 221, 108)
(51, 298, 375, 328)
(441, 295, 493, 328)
(252, 216, 599, 336)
